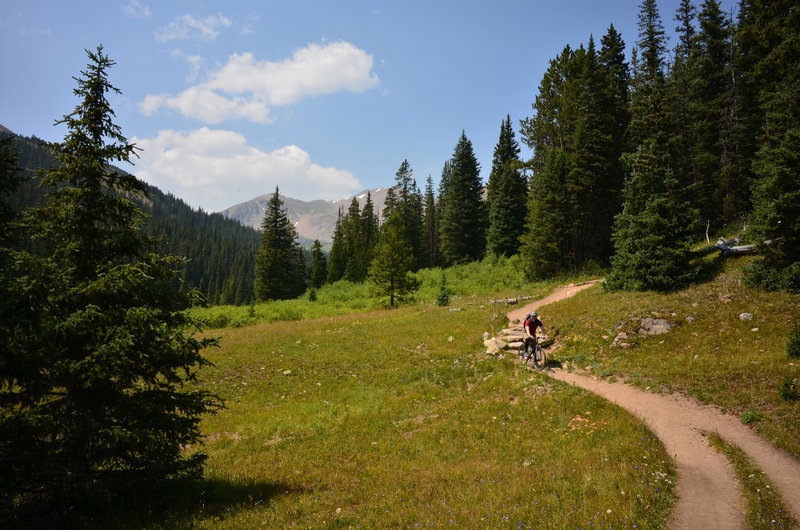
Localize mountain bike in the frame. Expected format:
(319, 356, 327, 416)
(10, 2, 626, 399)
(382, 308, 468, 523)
(518, 336, 547, 371)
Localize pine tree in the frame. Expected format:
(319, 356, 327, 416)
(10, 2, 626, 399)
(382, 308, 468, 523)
(440, 131, 486, 264)
(310, 239, 327, 289)
(327, 207, 346, 283)
(600, 24, 631, 156)
(359, 191, 379, 278)
(254, 187, 306, 300)
(571, 36, 621, 264)
(520, 148, 571, 278)
(520, 36, 628, 275)
(1, 47, 222, 512)
(746, 63, 800, 292)
(421, 175, 440, 268)
(486, 115, 527, 257)
(343, 197, 363, 281)
(735, 0, 800, 291)
(367, 210, 420, 306)
(607, 2, 700, 291)
(390, 160, 424, 270)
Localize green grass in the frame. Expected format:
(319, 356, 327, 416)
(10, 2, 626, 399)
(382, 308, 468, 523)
(543, 257, 800, 458)
(188, 254, 593, 330)
(117, 303, 676, 528)
(706, 432, 798, 529)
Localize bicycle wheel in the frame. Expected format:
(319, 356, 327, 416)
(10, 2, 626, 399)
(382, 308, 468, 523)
(531, 344, 547, 371)
(517, 343, 527, 363)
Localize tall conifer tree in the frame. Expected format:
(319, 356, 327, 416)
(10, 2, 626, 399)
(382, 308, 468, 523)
(422, 175, 440, 268)
(1, 47, 222, 510)
(368, 210, 420, 306)
(743, 1, 800, 291)
(327, 207, 346, 283)
(440, 131, 486, 264)
(310, 239, 327, 289)
(254, 187, 306, 300)
(607, 0, 699, 290)
(486, 115, 527, 257)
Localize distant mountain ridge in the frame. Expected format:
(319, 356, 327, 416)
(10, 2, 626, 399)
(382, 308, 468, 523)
(2, 125, 261, 306)
(221, 188, 390, 244)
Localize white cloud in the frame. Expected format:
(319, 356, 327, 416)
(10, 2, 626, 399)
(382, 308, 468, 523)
(139, 41, 379, 123)
(131, 128, 362, 211)
(122, 0, 151, 20)
(155, 13, 231, 43)
(171, 49, 206, 82)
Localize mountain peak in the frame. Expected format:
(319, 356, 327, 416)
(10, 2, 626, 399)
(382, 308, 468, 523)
(221, 188, 389, 244)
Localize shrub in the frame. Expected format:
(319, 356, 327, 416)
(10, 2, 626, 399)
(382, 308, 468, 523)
(778, 376, 799, 401)
(435, 271, 450, 306)
(740, 408, 763, 425)
(787, 321, 800, 359)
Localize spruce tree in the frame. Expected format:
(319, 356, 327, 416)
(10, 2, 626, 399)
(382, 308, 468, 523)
(310, 239, 327, 289)
(390, 160, 424, 270)
(359, 191, 379, 278)
(746, 75, 800, 292)
(254, 187, 306, 300)
(607, 1, 699, 291)
(439, 131, 486, 264)
(367, 210, 420, 307)
(327, 208, 346, 283)
(600, 24, 631, 156)
(486, 115, 527, 257)
(1, 47, 222, 513)
(520, 148, 571, 278)
(422, 175, 440, 268)
(571, 36, 621, 265)
(343, 197, 363, 281)
(520, 36, 627, 275)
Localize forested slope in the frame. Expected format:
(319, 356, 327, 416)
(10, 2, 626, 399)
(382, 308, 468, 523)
(3, 129, 260, 305)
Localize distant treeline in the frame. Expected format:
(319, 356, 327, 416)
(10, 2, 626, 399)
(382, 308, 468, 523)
(324, 0, 800, 293)
(5, 132, 261, 305)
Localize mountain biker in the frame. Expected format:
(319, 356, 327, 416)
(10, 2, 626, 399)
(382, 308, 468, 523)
(523, 311, 548, 353)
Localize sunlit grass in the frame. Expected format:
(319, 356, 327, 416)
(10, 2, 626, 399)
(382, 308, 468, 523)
(157, 304, 677, 528)
(188, 254, 595, 330)
(543, 257, 800, 457)
(706, 432, 798, 529)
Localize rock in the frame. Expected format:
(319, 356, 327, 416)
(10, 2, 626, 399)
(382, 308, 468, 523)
(449, 308, 462, 312)
(686, 316, 694, 323)
(739, 313, 753, 321)
(640, 317, 671, 335)
(282, 369, 292, 376)
(484, 338, 503, 355)
(720, 294, 733, 303)
(483, 331, 490, 341)
(751, 327, 759, 332)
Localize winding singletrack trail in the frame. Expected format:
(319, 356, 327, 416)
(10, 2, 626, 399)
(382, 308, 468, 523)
(510, 282, 800, 529)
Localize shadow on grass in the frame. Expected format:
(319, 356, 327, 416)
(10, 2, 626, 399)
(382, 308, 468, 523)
(8, 477, 307, 529)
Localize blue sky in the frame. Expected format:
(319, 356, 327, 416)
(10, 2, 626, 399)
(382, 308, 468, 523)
(1, 0, 736, 212)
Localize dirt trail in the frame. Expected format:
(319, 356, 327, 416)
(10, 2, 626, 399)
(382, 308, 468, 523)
(511, 283, 800, 529)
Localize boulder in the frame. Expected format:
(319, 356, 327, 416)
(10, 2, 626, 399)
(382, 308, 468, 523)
(484, 338, 506, 355)
(640, 317, 671, 335)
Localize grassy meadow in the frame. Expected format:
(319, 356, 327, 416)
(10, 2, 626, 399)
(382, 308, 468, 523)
(187, 254, 588, 329)
(166, 302, 676, 528)
(99, 255, 799, 528)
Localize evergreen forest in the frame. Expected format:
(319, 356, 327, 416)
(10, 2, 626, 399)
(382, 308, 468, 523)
(325, 0, 800, 296)
(3, 132, 261, 306)
(4, 0, 799, 307)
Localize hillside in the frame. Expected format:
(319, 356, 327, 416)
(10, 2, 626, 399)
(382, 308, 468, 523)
(221, 187, 390, 244)
(2, 127, 260, 305)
